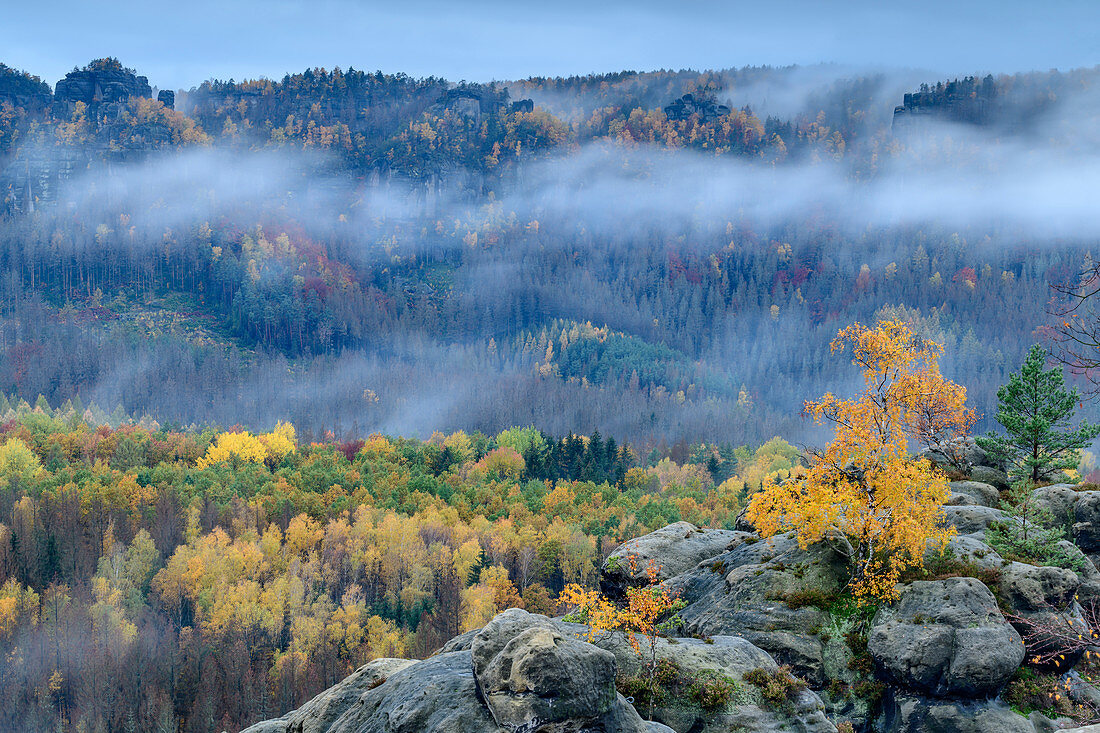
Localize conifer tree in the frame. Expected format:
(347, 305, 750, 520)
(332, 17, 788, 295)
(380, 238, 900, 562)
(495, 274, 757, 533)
(977, 345, 1100, 483)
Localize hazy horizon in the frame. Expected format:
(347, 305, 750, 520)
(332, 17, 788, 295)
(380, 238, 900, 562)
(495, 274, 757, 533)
(4, 0, 1099, 91)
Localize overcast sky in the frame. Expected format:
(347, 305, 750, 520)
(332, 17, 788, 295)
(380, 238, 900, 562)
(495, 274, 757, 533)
(4, 0, 1098, 90)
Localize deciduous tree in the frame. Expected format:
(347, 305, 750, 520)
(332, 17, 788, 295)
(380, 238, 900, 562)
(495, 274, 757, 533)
(745, 320, 965, 599)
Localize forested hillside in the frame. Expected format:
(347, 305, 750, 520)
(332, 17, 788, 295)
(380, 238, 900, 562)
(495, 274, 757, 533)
(2, 58, 1100, 444)
(0, 399, 794, 731)
(4, 52, 1100, 733)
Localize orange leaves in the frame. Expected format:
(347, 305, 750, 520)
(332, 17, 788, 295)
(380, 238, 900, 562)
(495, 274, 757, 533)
(747, 319, 962, 600)
(558, 557, 684, 656)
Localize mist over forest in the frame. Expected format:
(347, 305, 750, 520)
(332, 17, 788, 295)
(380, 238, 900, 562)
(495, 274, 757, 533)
(7, 33, 1100, 733)
(2, 59, 1099, 447)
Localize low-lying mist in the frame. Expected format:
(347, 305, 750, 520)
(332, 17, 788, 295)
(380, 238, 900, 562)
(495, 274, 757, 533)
(5, 66, 1100, 447)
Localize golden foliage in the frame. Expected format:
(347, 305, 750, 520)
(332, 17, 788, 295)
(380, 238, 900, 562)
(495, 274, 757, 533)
(559, 557, 683, 655)
(197, 423, 297, 468)
(746, 320, 965, 599)
(0, 437, 43, 482)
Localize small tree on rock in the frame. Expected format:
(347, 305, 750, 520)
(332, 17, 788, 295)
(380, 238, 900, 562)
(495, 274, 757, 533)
(746, 320, 970, 600)
(977, 345, 1100, 484)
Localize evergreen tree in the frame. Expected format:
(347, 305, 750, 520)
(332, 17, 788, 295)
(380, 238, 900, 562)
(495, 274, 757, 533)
(977, 345, 1100, 482)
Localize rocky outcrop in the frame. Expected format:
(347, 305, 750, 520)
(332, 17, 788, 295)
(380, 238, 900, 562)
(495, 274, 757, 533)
(1072, 491, 1100, 552)
(868, 578, 1024, 698)
(938, 534, 1004, 569)
(969, 466, 1010, 491)
(942, 505, 1008, 534)
(55, 66, 152, 106)
(672, 532, 852, 686)
(600, 521, 745, 598)
(552, 623, 836, 733)
(663, 94, 731, 122)
(877, 690, 1040, 733)
(471, 609, 647, 731)
(241, 608, 666, 733)
(241, 651, 497, 733)
(947, 481, 1001, 507)
(241, 658, 415, 732)
(241, 515, 1100, 733)
(920, 436, 1004, 473)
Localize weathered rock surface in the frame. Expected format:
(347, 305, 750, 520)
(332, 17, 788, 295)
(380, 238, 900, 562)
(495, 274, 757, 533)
(1073, 491, 1100, 552)
(947, 480, 1001, 507)
(240, 520, 1100, 733)
(998, 561, 1079, 613)
(921, 437, 1004, 472)
(54, 68, 152, 105)
(868, 578, 1024, 698)
(243, 608, 666, 733)
(552, 624, 836, 733)
(942, 505, 1008, 534)
(240, 658, 415, 733)
(472, 608, 630, 730)
(970, 465, 1010, 491)
(936, 534, 1004, 569)
(877, 690, 1040, 733)
(1031, 484, 1080, 531)
(670, 532, 851, 686)
(600, 522, 745, 598)
(243, 651, 498, 733)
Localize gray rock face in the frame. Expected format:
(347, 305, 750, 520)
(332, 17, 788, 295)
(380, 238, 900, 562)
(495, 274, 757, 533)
(948, 481, 1001, 508)
(600, 522, 745, 598)
(552, 623, 836, 733)
(240, 658, 416, 733)
(243, 608, 663, 733)
(472, 609, 621, 730)
(998, 561, 1079, 613)
(942, 505, 1008, 534)
(969, 466, 1010, 491)
(936, 534, 1003, 569)
(921, 437, 1004, 472)
(55, 68, 152, 105)
(868, 578, 1024, 698)
(997, 560, 1089, 672)
(239, 651, 499, 733)
(1031, 484, 1080, 532)
(1073, 491, 1100, 552)
(331, 651, 500, 732)
(672, 532, 852, 686)
(877, 690, 1038, 733)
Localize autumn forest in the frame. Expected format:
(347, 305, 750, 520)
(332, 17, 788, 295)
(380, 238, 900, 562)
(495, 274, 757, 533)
(2, 50, 1100, 732)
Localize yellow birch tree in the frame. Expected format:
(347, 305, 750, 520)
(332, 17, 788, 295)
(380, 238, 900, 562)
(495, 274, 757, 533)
(746, 320, 971, 599)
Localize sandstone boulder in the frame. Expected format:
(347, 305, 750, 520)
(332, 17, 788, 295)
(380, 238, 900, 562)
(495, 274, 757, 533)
(877, 690, 1040, 733)
(947, 481, 1001, 508)
(673, 532, 852, 686)
(471, 609, 627, 730)
(969, 466, 1010, 491)
(942, 505, 1008, 534)
(247, 651, 499, 733)
(552, 623, 836, 733)
(1073, 491, 1100, 552)
(1031, 484, 1080, 532)
(240, 658, 416, 733)
(600, 522, 746, 598)
(868, 578, 1024, 698)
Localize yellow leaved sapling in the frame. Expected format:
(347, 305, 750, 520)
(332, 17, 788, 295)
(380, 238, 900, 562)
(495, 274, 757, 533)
(746, 320, 973, 600)
(560, 557, 686, 717)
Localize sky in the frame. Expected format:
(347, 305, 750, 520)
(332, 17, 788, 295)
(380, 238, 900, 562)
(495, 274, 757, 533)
(3, 0, 1098, 90)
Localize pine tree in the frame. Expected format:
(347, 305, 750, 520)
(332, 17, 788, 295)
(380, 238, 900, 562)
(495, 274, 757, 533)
(977, 345, 1100, 483)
